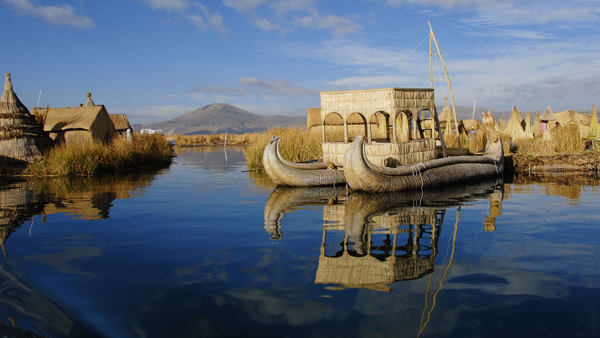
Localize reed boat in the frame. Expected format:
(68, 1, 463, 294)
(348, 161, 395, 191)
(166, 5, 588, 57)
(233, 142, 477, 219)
(263, 136, 346, 186)
(343, 134, 504, 193)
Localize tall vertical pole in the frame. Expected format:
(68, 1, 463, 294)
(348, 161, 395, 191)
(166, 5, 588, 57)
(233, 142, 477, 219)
(428, 21, 459, 138)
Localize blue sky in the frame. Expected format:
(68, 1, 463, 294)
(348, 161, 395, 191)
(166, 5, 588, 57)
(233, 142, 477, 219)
(2, 0, 600, 124)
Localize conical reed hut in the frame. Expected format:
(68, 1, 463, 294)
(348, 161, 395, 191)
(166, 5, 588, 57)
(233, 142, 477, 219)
(502, 106, 525, 140)
(523, 110, 533, 139)
(532, 110, 542, 138)
(0, 73, 52, 164)
(588, 104, 600, 139)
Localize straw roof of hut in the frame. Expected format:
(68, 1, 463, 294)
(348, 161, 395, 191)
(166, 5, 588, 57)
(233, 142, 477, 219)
(588, 104, 600, 138)
(523, 110, 533, 139)
(532, 110, 542, 138)
(502, 106, 526, 140)
(0, 73, 52, 164)
(109, 114, 132, 132)
(540, 106, 556, 121)
(43, 102, 116, 144)
(555, 109, 591, 126)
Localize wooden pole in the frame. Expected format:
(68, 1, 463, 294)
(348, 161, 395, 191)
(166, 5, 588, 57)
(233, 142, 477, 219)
(428, 21, 459, 138)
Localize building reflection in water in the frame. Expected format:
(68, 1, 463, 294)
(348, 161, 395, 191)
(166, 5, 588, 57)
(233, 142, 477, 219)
(264, 180, 505, 292)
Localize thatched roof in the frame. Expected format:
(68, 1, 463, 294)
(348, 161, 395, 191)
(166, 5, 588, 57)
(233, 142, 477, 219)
(540, 107, 556, 121)
(109, 114, 131, 132)
(502, 106, 525, 140)
(43, 105, 116, 142)
(555, 109, 591, 126)
(0, 73, 52, 163)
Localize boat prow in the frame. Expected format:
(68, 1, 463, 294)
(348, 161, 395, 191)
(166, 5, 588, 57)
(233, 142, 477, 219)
(344, 135, 503, 192)
(263, 136, 346, 186)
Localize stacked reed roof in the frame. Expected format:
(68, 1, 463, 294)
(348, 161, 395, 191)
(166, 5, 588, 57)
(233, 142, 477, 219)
(0, 73, 52, 164)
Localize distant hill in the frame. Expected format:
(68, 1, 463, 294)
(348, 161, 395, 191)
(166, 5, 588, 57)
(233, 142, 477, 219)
(139, 102, 508, 135)
(141, 103, 305, 135)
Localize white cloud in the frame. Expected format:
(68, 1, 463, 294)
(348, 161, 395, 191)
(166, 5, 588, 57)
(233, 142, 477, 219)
(3, 0, 94, 28)
(223, 0, 362, 36)
(190, 77, 318, 99)
(222, 0, 266, 13)
(140, 0, 227, 36)
(384, 0, 600, 27)
(143, 0, 190, 12)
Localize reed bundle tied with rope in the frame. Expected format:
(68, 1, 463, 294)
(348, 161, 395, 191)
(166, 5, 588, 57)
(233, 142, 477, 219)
(0, 73, 52, 163)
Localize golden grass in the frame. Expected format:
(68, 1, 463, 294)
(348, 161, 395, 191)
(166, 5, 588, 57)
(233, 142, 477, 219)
(170, 133, 260, 146)
(513, 124, 585, 155)
(25, 133, 173, 177)
(244, 126, 322, 170)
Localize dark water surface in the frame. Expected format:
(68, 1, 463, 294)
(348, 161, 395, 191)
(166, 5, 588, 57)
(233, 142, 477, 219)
(1, 146, 599, 337)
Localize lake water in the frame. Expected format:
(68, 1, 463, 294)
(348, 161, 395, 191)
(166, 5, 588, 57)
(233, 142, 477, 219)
(1, 146, 599, 338)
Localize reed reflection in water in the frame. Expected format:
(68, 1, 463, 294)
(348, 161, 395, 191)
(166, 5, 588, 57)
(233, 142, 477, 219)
(0, 172, 162, 337)
(0, 145, 598, 337)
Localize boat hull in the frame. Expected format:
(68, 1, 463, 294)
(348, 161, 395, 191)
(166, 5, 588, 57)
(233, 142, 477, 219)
(263, 137, 346, 186)
(344, 135, 503, 192)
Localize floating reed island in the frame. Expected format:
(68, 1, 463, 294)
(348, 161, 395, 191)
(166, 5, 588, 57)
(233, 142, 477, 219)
(0, 72, 172, 177)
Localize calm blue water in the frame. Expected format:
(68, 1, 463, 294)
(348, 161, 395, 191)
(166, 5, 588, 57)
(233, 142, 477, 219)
(1, 146, 599, 338)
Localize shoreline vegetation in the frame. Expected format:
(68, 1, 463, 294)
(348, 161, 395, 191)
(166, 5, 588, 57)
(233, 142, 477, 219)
(22, 134, 173, 177)
(170, 125, 598, 175)
(11, 125, 599, 179)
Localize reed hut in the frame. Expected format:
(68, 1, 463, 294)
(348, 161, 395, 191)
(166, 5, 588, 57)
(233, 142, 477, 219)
(319, 87, 440, 166)
(502, 106, 525, 140)
(43, 94, 116, 145)
(532, 110, 542, 138)
(0, 73, 52, 164)
(110, 114, 132, 139)
(540, 107, 556, 134)
(588, 104, 600, 139)
(555, 109, 591, 138)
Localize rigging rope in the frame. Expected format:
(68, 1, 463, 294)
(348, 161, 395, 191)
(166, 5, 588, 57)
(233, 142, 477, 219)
(385, 33, 430, 77)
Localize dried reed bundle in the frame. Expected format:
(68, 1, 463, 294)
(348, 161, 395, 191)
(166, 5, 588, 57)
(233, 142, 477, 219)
(588, 104, 600, 139)
(0, 73, 52, 164)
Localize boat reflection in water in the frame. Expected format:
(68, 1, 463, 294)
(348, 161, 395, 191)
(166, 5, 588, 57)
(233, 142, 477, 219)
(264, 180, 504, 292)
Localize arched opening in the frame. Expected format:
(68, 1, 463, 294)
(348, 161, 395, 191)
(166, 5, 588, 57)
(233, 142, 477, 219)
(419, 109, 435, 139)
(347, 112, 367, 141)
(395, 111, 411, 142)
(370, 111, 390, 142)
(323, 112, 344, 142)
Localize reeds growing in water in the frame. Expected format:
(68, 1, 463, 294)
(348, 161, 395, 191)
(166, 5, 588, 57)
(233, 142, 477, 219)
(25, 133, 173, 177)
(244, 126, 322, 170)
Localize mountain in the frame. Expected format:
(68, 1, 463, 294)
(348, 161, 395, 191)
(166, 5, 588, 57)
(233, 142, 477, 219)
(141, 103, 305, 135)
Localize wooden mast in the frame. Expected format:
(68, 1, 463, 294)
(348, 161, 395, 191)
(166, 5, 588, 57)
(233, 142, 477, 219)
(429, 21, 459, 137)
